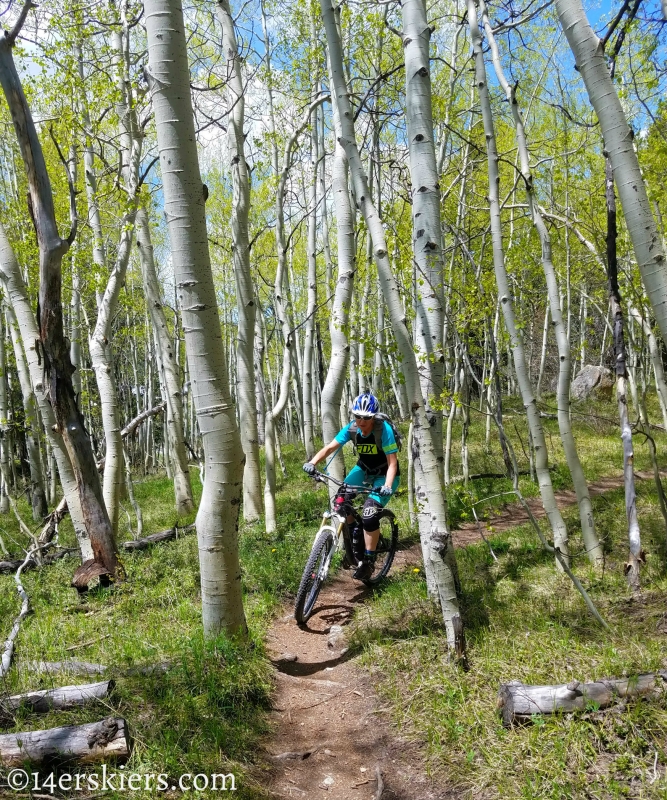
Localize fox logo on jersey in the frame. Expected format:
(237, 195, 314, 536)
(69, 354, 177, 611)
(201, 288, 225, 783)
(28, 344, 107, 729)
(356, 443, 378, 455)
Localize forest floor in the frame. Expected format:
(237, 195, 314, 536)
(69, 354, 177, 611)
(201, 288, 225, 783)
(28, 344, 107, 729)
(2, 396, 667, 799)
(259, 466, 667, 800)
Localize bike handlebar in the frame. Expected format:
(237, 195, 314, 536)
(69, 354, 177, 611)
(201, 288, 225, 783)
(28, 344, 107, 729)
(309, 469, 376, 494)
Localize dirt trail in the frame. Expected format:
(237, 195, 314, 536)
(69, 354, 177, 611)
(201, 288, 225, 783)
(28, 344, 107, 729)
(263, 551, 446, 800)
(260, 469, 662, 798)
(451, 469, 664, 546)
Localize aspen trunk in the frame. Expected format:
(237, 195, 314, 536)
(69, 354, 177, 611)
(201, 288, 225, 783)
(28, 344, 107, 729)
(482, 3, 602, 567)
(216, 0, 262, 521)
(0, 221, 92, 563)
(555, 0, 667, 348)
(321, 0, 462, 647)
(0, 309, 8, 513)
(402, 0, 445, 476)
(319, 49, 355, 485)
(136, 207, 194, 515)
(606, 160, 642, 591)
(468, 0, 569, 564)
(5, 303, 48, 520)
(146, 0, 246, 634)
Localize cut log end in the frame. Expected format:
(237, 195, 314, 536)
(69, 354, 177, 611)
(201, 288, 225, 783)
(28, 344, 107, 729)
(71, 560, 112, 592)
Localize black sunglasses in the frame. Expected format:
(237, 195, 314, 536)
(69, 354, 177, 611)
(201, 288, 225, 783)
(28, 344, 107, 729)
(354, 414, 373, 421)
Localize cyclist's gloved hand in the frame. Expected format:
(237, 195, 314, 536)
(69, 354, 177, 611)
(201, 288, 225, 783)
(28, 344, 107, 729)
(303, 462, 317, 477)
(378, 485, 392, 497)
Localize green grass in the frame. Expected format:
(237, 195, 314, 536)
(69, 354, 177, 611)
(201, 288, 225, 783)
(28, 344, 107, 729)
(347, 478, 667, 799)
(0, 395, 666, 798)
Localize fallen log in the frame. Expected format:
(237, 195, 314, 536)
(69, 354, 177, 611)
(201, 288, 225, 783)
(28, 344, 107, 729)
(1, 681, 113, 714)
(498, 672, 667, 726)
(0, 548, 76, 575)
(0, 716, 130, 767)
(19, 660, 108, 677)
(122, 523, 195, 551)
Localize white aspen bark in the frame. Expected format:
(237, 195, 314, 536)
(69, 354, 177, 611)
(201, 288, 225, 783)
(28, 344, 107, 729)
(320, 59, 355, 484)
(322, 61, 356, 480)
(469, 0, 569, 563)
(580, 290, 587, 367)
(86, 27, 142, 535)
(483, 3, 602, 567)
(535, 304, 549, 401)
(262, 94, 327, 531)
(302, 8, 319, 460)
(358, 266, 371, 391)
(75, 43, 105, 309)
(630, 307, 667, 432)
(402, 0, 445, 475)
(321, 0, 462, 647)
(0, 221, 90, 559)
(68, 148, 82, 399)
(146, 0, 246, 635)
(216, 0, 262, 521)
(6, 304, 48, 520)
(555, 0, 667, 347)
(89, 221, 135, 535)
(136, 207, 194, 515)
(70, 242, 82, 398)
(0, 309, 8, 513)
(372, 288, 384, 397)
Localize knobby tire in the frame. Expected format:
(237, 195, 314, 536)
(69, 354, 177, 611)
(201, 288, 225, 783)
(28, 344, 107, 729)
(294, 528, 335, 624)
(362, 509, 398, 587)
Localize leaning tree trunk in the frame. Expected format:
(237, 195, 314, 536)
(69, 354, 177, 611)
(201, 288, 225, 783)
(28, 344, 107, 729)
(136, 207, 194, 515)
(0, 13, 118, 583)
(606, 159, 642, 592)
(402, 0, 445, 477)
(89, 222, 136, 535)
(555, 0, 667, 348)
(5, 303, 48, 521)
(0, 309, 8, 513)
(145, 0, 246, 635)
(482, 0, 603, 567)
(216, 0, 262, 522)
(262, 94, 326, 532)
(302, 8, 320, 461)
(321, 0, 462, 648)
(468, 0, 569, 564)
(0, 220, 91, 558)
(320, 49, 355, 484)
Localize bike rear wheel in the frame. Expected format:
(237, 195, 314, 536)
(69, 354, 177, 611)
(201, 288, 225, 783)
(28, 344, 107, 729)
(294, 528, 336, 624)
(362, 509, 398, 587)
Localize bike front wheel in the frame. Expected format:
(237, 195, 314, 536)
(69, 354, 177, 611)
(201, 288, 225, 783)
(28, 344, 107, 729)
(362, 509, 398, 587)
(294, 527, 336, 624)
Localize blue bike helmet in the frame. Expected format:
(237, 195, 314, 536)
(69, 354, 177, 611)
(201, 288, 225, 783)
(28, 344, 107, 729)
(351, 392, 379, 418)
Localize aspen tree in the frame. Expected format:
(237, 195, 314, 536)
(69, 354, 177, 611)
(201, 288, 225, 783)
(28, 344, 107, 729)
(555, 0, 667, 348)
(468, 0, 569, 564)
(320, 48, 355, 483)
(482, 1, 603, 567)
(5, 304, 48, 521)
(402, 0, 445, 475)
(145, 0, 246, 634)
(136, 207, 195, 515)
(320, 0, 462, 647)
(0, 6, 118, 581)
(216, 0, 263, 520)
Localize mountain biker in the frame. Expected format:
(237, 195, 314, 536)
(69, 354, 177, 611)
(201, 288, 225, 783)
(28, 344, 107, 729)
(303, 392, 400, 581)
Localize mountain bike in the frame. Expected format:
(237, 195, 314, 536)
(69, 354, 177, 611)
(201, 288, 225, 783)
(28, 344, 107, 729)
(294, 471, 399, 624)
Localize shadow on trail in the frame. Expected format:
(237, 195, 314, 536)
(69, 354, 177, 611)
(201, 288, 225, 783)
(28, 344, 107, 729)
(273, 648, 355, 677)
